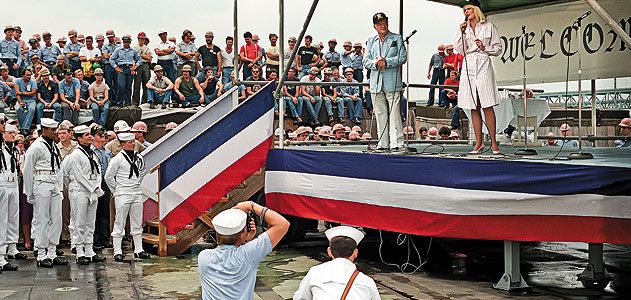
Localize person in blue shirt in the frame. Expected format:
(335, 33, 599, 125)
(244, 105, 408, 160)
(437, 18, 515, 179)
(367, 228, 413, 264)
(102, 29, 120, 104)
(58, 69, 80, 124)
(426, 45, 446, 107)
(64, 29, 83, 71)
(339, 68, 363, 125)
(198, 201, 289, 300)
(1, 26, 22, 77)
(364, 12, 407, 151)
(14, 68, 38, 134)
(109, 35, 141, 106)
(38, 32, 62, 70)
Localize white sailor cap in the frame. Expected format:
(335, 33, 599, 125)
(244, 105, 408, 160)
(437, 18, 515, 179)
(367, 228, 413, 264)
(74, 125, 90, 134)
(325, 226, 365, 245)
(117, 132, 135, 141)
(0, 112, 5, 120)
(212, 209, 247, 235)
(4, 124, 18, 133)
(40, 118, 59, 128)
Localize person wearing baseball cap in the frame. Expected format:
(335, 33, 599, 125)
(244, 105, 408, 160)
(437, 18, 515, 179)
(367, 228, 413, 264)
(35, 66, 63, 124)
(39, 31, 63, 69)
(104, 131, 150, 262)
(300, 66, 323, 126)
(88, 67, 110, 126)
(146, 64, 174, 109)
(1, 25, 21, 76)
(131, 32, 152, 106)
(198, 200, 289, 300)
(65, 29, 82, 71)
(615, 118, 631, 147)
(197, 30, 222, 81)
(155, 28, 177, 83)
(109, 34, 142, 106)
(365, 12, 407, 152)
(174, 64, 204, 107)
(294, 226, 379, 299)
(325, 38, 341, 69)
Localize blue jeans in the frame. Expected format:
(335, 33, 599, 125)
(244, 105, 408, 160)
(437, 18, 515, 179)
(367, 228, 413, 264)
(284, 96, 302, 118)
(427, 68, 445, 105)
(299, 65, 311, 78)
(147, 89, 172, 104)
(203, 90, 218, 105)
(301, 95, 322, 122)
(323, 96, 345, 119)
(179, 94, 201, 107)
(242, 64, 253, 80)
(451, 105, 460, 129)
(158, 60, 177, 83)
(17, 99, 36, 133)
(116, 65, 133, 106)
(90, 101, 110, 126)
(401, 95, 408, 121)
(343, 97, 363, 120)
(104, 64, 117, 103)
(35, 101, 62, 124)
(222, 67, 234, 84)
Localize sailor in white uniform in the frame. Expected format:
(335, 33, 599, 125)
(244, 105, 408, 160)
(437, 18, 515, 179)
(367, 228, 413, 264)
(63, 125, 107, 265)
(293, 226, 381, 300)
(104, 132, 150, 261)
(0, 124, 21, 271)
(23, 118, 68, 268)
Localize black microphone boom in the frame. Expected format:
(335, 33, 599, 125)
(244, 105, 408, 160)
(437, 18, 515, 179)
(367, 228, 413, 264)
(404, 30, 417, 43)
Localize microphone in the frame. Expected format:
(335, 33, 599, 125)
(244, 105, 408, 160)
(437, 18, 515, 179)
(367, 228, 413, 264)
(404, 30, 417, 43)
(461, 15, 468, 34)
(574, 11, 591, 24)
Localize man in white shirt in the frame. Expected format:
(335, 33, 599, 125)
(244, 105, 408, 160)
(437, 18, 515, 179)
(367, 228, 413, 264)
(198, 201, 289, 300)
(79, 36, 102, 83)
(104, 132, 149, 261)
(293, 226, 381, 300)
(154, 29, 176, 82)
(220, 36, 235, 84)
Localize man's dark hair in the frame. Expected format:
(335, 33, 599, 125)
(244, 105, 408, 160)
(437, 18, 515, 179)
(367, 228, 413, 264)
(85, 36, 93, 41)
(251, 64, 261, 72)
(419, 127, 428, 134)
(329, 236, 357, 258)
(243, 32, 252, 39)
(226, 36, 234, 42)
(438, 126, 451, 136)
(269, 33, 278, 39)
(74, 132, 88, 139)
(305, 35, 313, 41)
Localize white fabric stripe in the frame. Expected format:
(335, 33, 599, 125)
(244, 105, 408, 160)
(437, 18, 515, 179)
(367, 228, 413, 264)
(159, 109, 273, 219)
(265, 171, 631, 219)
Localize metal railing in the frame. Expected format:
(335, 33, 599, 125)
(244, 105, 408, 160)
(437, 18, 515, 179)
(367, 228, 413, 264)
(537, 89, 631, 109)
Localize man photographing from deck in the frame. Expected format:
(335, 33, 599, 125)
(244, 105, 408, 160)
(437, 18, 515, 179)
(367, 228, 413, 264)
(198, 201, 289, 300)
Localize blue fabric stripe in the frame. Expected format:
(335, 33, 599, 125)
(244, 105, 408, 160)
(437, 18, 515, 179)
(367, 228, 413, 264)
(266, 149, 631, 196)
(159, 84, 274, 189)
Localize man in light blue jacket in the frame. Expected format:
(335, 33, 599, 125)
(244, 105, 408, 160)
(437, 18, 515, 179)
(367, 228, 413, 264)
(364, 12, 407, 151)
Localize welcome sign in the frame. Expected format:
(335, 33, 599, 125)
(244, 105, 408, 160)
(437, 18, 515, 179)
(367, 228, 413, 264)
(490, 0, 631, 85)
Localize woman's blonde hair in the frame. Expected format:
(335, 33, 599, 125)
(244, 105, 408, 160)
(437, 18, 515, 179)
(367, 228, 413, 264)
(464, 5, 486, 22)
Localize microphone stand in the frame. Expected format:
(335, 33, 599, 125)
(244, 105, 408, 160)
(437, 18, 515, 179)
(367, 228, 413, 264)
(404, 32, 417, 153)
(568, 16, 593, 159)
(514, 25, 537, 156)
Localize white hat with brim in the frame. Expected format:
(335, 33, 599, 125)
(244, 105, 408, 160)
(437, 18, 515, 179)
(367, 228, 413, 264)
(74, 125, 90, 135)
(212, 209, 247, 235)
(325, 226, 365, 245)
(117, 132, 135, 141)
(40, 118, 59, 128)
(4, 124, 18, 133)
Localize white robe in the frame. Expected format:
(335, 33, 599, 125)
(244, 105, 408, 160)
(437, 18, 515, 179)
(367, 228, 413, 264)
(454, 20, 502, 110)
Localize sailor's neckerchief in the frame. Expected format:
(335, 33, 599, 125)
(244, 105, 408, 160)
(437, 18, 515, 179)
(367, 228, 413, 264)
(78, 143, 99, 175)
(41, 136, 61, 172)
(121, 149, 142, 179)
(3, 141, 18, 173)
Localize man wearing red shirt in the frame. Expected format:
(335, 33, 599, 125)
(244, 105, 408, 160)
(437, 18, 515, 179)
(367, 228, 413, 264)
(239, 32, 260, 80)
(443, 44, 462, 78)
(439, 70, 459, 108)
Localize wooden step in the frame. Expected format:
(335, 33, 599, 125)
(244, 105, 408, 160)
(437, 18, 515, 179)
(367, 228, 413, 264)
(143, 233, 177, 245)
(146, 219, 194, 231)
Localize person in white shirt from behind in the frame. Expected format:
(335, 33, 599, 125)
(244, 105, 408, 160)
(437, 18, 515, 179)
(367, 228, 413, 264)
(104, 132, 149, 262)
(63, 125, 107, 265)
(293, 226, 381, 300)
